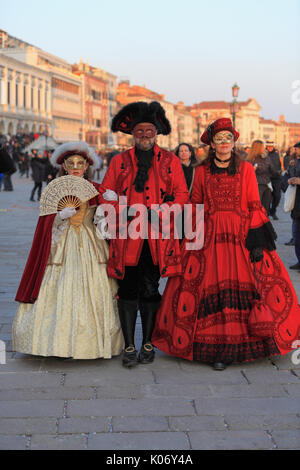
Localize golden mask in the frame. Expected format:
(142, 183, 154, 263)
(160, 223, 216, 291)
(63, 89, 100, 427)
(64, 155, 87, 170)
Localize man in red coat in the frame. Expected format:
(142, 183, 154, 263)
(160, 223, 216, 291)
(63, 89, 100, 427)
(97, 101, 189, 367)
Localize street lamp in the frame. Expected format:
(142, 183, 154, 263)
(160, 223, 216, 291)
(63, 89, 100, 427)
(231, 83, 240, 129)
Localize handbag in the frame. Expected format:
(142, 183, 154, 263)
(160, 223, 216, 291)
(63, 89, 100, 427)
(248, 261, 275, 338)
(283, 184, 296, 212)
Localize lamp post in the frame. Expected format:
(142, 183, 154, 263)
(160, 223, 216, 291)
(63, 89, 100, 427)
(231, 83, 240, 129)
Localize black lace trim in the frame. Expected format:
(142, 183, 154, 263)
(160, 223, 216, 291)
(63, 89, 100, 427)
(193, 338, 280, 364)
(198, 288, 259, 319)
(246, 222, 277, 252)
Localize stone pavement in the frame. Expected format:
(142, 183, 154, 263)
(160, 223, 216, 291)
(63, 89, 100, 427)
(0, 173, 299, 451)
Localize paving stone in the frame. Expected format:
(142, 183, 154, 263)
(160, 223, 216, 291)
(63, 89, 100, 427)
(30, 434, 87, 450)
(154, 367, 245, 385)
(0, 400, 65, 418)
(271, 430, 300, 449)
(240, 368, 300, 384)
(0, 435, 27, 450)
(68, 398, 195, 417)
(112, 416, 169, 432)
(58, 417, 110, 434)
(209, 383, 288, 398)
(0, 386, 95, 401)
(88, 432, 190, 450)
(169, 416, 226, 432)
(142, 383, 212, 398)
(0, 418, 57, 435)
(284, 384, 300, 397)
(194, 397, 300, 416)
(0, 358, 44, 372)
(64, 369, 154, 386)
(95, 384, 144, 399)
(188, 430, 273, 450)
(0, 372, 62, 389)
(224, 415, 300, 431)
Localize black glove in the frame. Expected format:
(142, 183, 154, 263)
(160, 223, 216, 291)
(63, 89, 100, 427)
(250, 247, 264, 263)
(163, 194, 175, 203)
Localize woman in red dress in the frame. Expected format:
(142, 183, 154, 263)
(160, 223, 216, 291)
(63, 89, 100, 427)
(152, 118, 300, 370)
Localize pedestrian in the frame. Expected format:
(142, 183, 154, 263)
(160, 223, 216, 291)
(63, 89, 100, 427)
(287, 142, 300, 271)
(0, 146, 15, 174)
(175, 143, 197, 194)
(152, 118, 300, 371)
(283, 146, 296, 171)
(247, 140, 277, 213)
(266, 141, 282, 220)
(29, 151, 47, 201)
(283, 148, 299, 249)
(97, 101, 189, 367)
(13, 141, 124, 359)
(44, 151, 58, 185)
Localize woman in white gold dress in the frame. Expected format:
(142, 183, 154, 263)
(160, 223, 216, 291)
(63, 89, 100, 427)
(12, 142, 124, 359)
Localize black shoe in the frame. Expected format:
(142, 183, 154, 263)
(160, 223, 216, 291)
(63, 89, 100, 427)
(272, 214, 279, 220)
(290, 263, 300, 270)
(122, 345, 138, 368)
(138, 343, 155, 364)
(30, 197, 35, 201)
(213, 362, 227, 371)
(285, 238, 295, 246)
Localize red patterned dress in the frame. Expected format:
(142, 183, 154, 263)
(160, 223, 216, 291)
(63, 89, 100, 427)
(152, 159, 300, 364)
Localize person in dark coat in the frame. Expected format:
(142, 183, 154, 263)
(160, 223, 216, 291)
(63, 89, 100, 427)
(247, 140, 277, 213)
(0, 146, 16, 191)
(0, 146, 15, 174)
(287, 142, 300, 270)
(266, 141, 282, 220)
(30, 151, 47, 201)
(175, 143, 197, 194)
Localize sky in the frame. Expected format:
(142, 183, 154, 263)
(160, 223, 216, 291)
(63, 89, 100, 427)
(1, 0, 300, 122)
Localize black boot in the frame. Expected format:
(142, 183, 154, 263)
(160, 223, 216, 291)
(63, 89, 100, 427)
(30, 189, 35, 201)
(117, 299, 138, 368)
(138, 300, 160, 364)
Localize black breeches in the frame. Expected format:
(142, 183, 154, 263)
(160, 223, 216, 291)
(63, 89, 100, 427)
(117, 241, 161, 303)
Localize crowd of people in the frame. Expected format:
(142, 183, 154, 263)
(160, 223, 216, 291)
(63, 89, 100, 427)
(0, 132, 58, 196)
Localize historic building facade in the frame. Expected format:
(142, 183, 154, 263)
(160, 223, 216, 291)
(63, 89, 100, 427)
(0, 30, 299, 151)
(0, 53, 51, 136)
(0, 30, 82, 143)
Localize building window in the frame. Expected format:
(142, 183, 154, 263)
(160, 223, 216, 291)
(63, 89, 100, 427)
(45, 91, 47, 111)
(31, 87, 34, 108)
(52, 77, 79, 95)
(95, 119, 101, 128)
(23, 85, 26, 108)
(91, 90, 101, 101)
(7, 82, 11, 105)
(38, 89, 41, 110)
(16, 83, 19, 107)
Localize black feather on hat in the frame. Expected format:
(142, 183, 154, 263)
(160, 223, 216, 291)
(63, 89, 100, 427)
(111, 101, 171, 135)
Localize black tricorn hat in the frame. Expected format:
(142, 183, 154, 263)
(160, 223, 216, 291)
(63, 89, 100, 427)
(294, 141, 300, 148)
(111, 101, 171, 135)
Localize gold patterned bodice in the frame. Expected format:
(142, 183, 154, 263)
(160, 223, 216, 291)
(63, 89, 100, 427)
(69, 203, 87, 233)
(49, 204, 109, 266)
